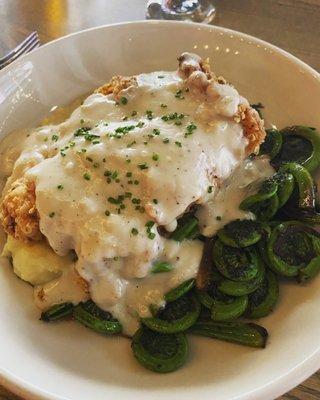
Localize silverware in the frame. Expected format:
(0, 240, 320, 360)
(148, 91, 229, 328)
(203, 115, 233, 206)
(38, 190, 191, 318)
(0, 31, 40, 70)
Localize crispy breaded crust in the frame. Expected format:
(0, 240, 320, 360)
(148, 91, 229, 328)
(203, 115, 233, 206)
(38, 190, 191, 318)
(178, 52, 216, 81)
(178, 53, 266, 154)
(235, 104, 266, 155)
(95, 75, 137, 96)
(0, 178, 41, 242)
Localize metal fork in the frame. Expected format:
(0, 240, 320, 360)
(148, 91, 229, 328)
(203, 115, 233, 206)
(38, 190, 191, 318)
(0, 31, 40, 70)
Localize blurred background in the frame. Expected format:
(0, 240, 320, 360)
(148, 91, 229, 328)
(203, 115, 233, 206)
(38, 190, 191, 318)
(0, 0, 319, 70)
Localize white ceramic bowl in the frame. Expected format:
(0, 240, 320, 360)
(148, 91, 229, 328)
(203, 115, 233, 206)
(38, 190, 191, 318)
(0, 21, 320, 400)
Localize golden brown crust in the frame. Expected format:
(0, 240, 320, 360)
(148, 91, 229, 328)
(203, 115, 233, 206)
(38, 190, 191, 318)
(178, 52, 217, 82)
(199, 58, 216, 81)
(95, 75, 137, 97)
(0, 178, 41, 243)
(235, 104, 266, 155)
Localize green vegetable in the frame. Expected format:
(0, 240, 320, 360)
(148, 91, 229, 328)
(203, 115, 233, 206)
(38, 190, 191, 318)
(196, 281, 226, 309)
(273, 171, 295, 208)
(164, 279, 195, 302)
(217, 220, 262, 248)
(240, 178, 279, 221)
(283, 208, 320, 225)
(73, 300, 122, 334)
(211, 295, 248, 321)
(189, 321, 268, 348)
(254, 195, 279, 221)
(259, 128, 283, 159)
(142, 293, 200, 334)
(279, 163, 315, 209)
(257, 224, 272, 265)
(40, 302, 74, 322)
(240, 178, 278, 210)
(131, 328, 188, 373)
(273, 126, 320, 172)
(196, 282, 248, 321)
(267, 221, 320, 280)
(218, 256, 265, 296)
(213, 240, 260, 282)
(151, 261, 173, 273)
(246, 271, 279, 318)
(171, 215, 199, 241)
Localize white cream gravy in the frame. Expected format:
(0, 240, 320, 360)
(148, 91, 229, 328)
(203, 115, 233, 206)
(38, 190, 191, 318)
(0, 66, 274, 335)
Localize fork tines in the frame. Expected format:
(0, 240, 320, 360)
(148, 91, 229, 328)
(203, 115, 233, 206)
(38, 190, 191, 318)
(0, 31, 40, 70)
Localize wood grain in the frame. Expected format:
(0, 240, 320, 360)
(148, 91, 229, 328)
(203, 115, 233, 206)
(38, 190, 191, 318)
(0, 1, 319, 399)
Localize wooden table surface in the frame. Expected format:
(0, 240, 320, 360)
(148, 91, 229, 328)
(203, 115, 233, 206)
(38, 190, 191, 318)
(0, 0, 319, 399)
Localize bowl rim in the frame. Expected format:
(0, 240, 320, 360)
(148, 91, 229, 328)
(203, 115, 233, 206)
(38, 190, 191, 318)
(0, 19, 319, 400)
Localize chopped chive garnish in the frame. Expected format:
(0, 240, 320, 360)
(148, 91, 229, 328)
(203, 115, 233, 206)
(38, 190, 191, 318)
(152, 153, 159, 161)
(115, 125, 135, 134)
(80, 119, 84, 124)
(120, 97, 128, 105)
(83, 172, 91, 180)
(151, 261, 173, 273)
(74, 127, 91, 137)
(111, 171, 118, 179)
(207, 186, 213, 193)
(136, 121, 145, 128)
(160, 103, 167, 108)
(105, 210, 110, 216)
(175, 89, 185, 100)
(51, 134, 59, 142)
(131, 110, 137, 117)
(185, 123, 197, 137)
(163, 138, 170, 144)
(153, 199, 158, 204)
(127, 140, 136, 147)
(131, 228, 139, 235)
(108, 197, 119, 204)
(138, 163, 148, 170)
(49, 212, 55, 218)
(175, 141, 182, 147)
(146, 110, 154, 120)
(57, 184, 64, 190)
(216, 216, 222, 221)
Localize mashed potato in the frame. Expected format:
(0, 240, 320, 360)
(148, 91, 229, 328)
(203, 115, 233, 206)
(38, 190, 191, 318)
(2, 236, 72, 285)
